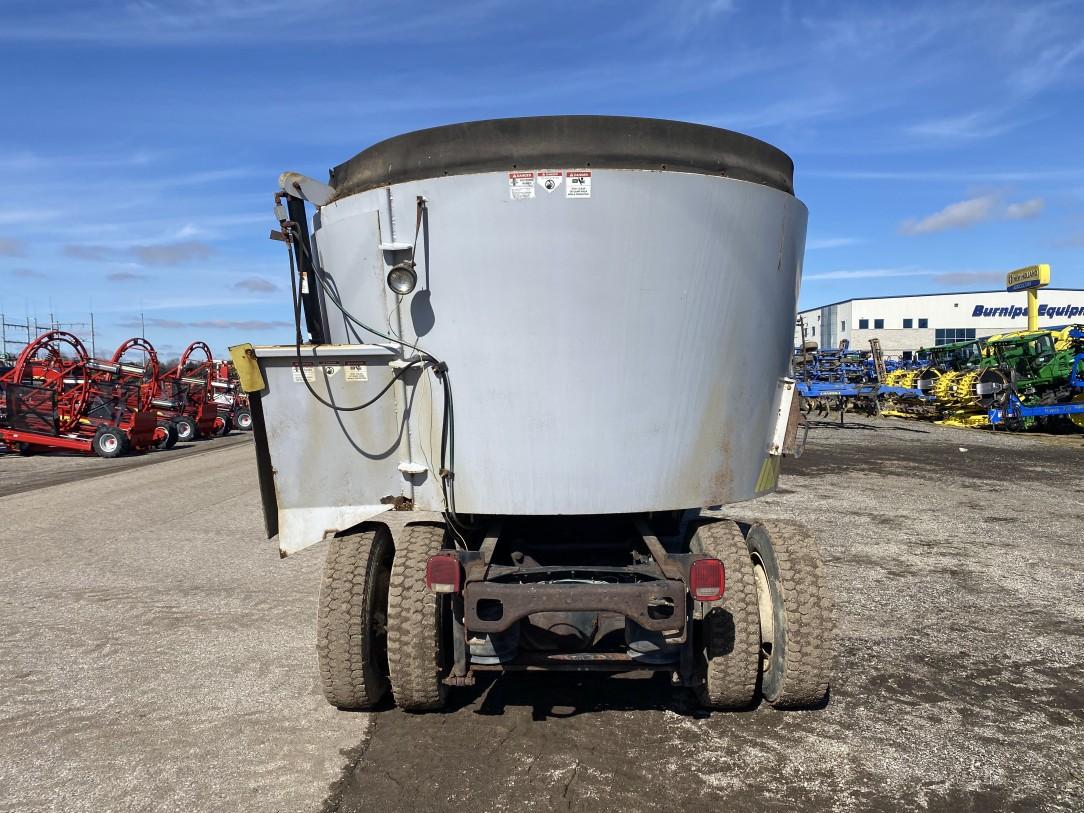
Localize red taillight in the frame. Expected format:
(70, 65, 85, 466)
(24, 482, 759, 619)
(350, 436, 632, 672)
(425, 554, 463, 594)
(690, 558, 725, 602)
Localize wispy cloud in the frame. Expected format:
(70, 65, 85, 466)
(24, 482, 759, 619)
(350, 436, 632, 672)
(807, 237, 862, 250)
(929, 272, 1005, 287)
(807, 168, 1084, 183)
(0, 0, 506, 45)
(804, 268, 939, 281)
(900, 194, 1045, 235)
(131, 241, 214, 266)
(106, 270, 149, 282)
(118, 316, 292, 331)
(1004, 197, 1044, 220)
(11, 267, 47, 278)
(907, 108, 1025, 141)
(1008, 39, 1084, 95)
(64, 244, 113, 261)
(234, 277, 278, 293)
(900, 195, 999, 235)
(0, 238, 26, 256)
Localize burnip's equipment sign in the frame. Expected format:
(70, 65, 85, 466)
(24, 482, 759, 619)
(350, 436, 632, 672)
(971, 303, 1082, 319)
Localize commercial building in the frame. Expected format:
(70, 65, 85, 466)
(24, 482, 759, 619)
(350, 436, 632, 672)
(796, 288, 1084, 358)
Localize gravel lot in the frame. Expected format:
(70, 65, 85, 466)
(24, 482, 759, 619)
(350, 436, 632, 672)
(2, 417, 1082, 812)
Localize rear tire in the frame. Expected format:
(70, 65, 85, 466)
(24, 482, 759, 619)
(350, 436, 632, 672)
(387, 522, 450, 711)
(154, 421, 179, 450)
(690, 520, 761, 710)
(93, 427, 127, 458)
(212, 415, 230, 437)
(746, 521, 834, 709)
(174, 416, 198, 442)
(317, 526, 394, 710)
(234, 409, 253, 431)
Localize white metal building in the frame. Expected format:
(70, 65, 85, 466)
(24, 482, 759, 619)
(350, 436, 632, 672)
(796, 288, 1084, 358)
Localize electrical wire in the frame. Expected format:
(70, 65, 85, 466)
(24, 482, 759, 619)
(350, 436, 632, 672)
(284, 221, 460, 519)
(287, 239, 425, 412)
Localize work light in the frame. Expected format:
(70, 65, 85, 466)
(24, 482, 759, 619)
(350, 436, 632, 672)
(387, 262, 418, 295)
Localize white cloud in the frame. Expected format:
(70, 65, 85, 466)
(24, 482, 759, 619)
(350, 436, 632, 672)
(900, 195, 998, 235)
(901, 194, 1046, 235)
(1004, 197, 1044, 220)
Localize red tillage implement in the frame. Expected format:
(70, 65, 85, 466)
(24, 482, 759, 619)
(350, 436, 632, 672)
(109, 337, 178, 450)
(0, 330, 156, 457)
(210, 361, 252, 433)
(156, 341, 219, 441)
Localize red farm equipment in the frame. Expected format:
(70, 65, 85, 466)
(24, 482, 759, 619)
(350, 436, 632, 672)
(0, 330, 156, 457)
(156, 341, 221, 441)
(108, 337, 179, 450)
(211, 361, 253, 432)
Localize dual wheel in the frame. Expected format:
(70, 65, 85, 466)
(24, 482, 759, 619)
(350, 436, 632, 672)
(691, 519, 834, 710)
(317, 522, 448, 712)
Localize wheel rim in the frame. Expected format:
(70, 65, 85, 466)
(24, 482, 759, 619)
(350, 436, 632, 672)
(100, 434, 119, 454)
(177, 423, 192, 440)
(751, 552, 776, 675)
(238, 414, 251, 428)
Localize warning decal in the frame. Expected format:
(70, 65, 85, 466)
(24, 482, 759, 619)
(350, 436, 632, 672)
(345, 363, 368, 382)
(508, 171, 535, 200)
(536, 170, 563, 192)
(565, 170, 591, 198)
(291, 363, 316, 383)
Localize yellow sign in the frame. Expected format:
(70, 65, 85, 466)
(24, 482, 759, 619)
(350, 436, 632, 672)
(1006, 264, 1050, 292)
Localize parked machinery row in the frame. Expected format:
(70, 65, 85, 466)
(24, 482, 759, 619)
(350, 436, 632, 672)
(0, 331, 252, 458)
(877, 325, 1084, 429)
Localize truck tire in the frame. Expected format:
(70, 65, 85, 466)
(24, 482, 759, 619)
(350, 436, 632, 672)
(690, 520, 761, 710)
(745, 521, 833, 709)
(174, 416, 198, 442)
(92, 427, 127, 458)
(387, 522, 449, 711)
(316, 526, 394, 709)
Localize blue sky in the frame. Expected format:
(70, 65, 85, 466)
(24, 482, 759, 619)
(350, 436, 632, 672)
(1, 0, 1082, 358)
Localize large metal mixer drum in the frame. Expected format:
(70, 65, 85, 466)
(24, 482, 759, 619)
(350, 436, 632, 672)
(249, 116, 807, 553)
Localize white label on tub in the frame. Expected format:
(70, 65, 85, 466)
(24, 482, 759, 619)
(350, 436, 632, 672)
(566, 170, 591, 198)
(536, 170, 562, 192)
(345, 363, 368, 382)
(508, 171, 535, 200)
(292, 363, 315, 383)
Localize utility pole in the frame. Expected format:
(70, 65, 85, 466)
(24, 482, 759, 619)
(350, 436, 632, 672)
(90, 310, 96, 358)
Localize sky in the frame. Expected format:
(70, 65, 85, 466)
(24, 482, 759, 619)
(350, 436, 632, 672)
(1, 0, 1083, 358)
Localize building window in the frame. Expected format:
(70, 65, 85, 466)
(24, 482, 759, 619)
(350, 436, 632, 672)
(841, 320, 846, 332)
(874, 319, 884, 329)
(902, 350, 913, 361)
(934, 328, 977, 345)
(903, 318, 913, 328)
(858, 319, 869, 329)
(811, 326, 816, 336)
(918, 318, 928, 328)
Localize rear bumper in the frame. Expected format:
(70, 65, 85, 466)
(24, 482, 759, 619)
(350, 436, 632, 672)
(463, 578, 688, 636)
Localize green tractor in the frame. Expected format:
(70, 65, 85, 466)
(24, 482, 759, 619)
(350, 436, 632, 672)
(985, 326, 1084, 429)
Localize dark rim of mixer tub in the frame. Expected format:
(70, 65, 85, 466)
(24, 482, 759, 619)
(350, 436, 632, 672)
(328, 115, 795, 200)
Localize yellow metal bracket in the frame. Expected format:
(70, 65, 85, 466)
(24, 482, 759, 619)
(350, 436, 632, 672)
(228, 343, 266, 393)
